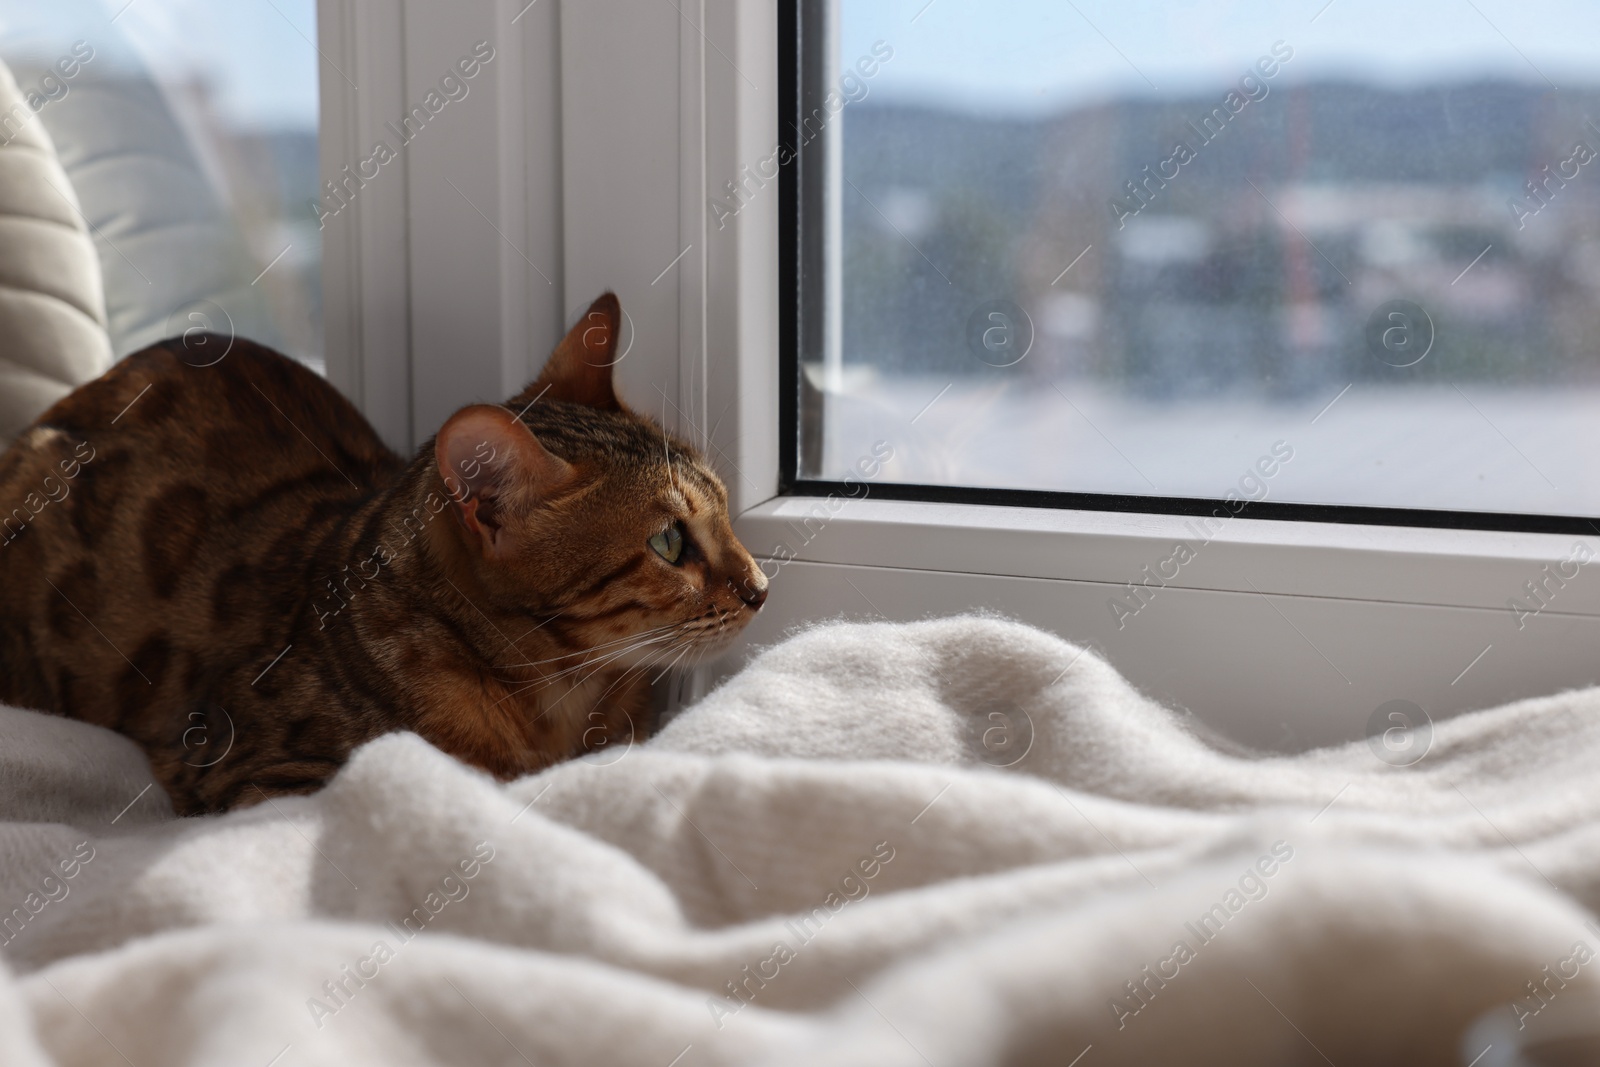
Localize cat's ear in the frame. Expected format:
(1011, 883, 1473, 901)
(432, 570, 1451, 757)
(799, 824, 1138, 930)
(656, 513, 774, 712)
(513, 292, 623, 412)
(435, 405, 572, 559)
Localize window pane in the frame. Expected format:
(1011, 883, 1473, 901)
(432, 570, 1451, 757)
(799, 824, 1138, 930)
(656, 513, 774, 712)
(807, 0, 1600, 517)
(0, 0, 322, 369)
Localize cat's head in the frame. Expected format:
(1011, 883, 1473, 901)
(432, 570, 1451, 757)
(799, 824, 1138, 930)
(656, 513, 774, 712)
(431, 293, 767, 669)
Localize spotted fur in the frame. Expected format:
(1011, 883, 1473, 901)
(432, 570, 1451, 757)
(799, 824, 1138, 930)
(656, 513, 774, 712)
(0, 293, 766, 814)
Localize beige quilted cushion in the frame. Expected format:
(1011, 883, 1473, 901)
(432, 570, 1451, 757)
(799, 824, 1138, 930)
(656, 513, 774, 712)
(0, 57, 112, 445)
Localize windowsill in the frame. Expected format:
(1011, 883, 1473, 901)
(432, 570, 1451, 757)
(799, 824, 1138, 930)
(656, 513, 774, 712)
(735, 495, 1600, 618)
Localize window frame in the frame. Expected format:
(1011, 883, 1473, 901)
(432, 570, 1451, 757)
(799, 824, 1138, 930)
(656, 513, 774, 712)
(780, 0, 1600, 539)
(751, 0, 1600, 742)
(317, 0, 1600, 745)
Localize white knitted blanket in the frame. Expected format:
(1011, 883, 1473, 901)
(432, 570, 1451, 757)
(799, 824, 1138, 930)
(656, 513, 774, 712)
(1, 616, 1597, 1066)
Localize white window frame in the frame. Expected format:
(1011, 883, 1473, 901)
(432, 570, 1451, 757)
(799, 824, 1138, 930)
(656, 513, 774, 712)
(315, 0, 1600, 749)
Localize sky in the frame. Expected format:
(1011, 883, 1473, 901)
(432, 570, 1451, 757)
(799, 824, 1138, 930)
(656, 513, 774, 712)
(841, 0, 1600, 115)
(0, 1, 1590, 138)
(0, 0, 319, 130)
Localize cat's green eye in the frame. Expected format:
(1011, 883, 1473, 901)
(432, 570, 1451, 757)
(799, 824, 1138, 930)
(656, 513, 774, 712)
(649, 523, 684, 564)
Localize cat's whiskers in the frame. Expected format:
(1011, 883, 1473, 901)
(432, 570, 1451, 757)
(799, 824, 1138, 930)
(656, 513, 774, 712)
(484, 600, 740, 720)
(591, 655, 657, 706)
(483, 633, 673, 708)
(547, 617, 707, 698)
(489, 619, 685, 670)
(586, 641, 681, 717)
(577, 642, 680, 718)
(488, 634, 672, 681)
(650, 642, 695, 685)
(537, 638, 676, 716)
(511, 624, 689, 691)
(511, 640, 668, 691)
(579, 634, 690, 706)
(469, 609, 573, 679)
(658, 395, 690, 500)
(490, 612, 705, 726)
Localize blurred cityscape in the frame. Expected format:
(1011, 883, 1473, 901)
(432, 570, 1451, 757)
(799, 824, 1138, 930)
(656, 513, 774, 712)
(840, 81, 1600, 393)
(820, 79, 1600, 514)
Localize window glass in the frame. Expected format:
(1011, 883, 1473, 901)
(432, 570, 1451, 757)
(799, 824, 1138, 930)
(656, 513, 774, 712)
(0, 0, 322, 368)
(808, 0, 1600, 518)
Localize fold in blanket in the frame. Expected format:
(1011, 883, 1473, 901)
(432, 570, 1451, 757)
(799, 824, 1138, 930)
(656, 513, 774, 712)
(2, 615, 1598, 1066)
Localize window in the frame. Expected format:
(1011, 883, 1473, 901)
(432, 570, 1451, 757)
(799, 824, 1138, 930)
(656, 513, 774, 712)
(0, 0, 322, 368)
(789, 0, 1600, 529)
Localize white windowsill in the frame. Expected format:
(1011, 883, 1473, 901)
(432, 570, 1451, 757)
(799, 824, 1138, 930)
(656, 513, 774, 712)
(735, 495, 1600, 619)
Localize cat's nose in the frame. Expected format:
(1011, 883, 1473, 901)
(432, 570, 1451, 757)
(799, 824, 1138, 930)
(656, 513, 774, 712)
(733, 576, 767, 611)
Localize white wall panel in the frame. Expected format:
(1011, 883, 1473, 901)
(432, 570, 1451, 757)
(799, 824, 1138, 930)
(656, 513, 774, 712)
(559, 0, 684, 421)
(319, 0, 413, 451)
(322, 0, 566, 451)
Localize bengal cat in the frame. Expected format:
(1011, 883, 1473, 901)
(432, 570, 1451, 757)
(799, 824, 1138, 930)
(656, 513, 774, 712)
(0, 293, 767, 815)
